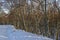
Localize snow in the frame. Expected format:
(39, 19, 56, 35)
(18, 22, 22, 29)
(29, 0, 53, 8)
(0, 25, 53, 40)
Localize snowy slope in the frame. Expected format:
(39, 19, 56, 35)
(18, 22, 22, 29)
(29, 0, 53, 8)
(0, 25, 9, 40)
(0, 25, 53, 40)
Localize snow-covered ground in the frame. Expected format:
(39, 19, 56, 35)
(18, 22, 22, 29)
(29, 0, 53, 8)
(0, 25, 53, 40)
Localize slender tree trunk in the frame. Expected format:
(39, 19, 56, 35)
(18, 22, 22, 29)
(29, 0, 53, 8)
(44, 0, 48, 36)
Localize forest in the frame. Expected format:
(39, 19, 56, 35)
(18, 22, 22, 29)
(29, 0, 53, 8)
(0, 0, 60, 40)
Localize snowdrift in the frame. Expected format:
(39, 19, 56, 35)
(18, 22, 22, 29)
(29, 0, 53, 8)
(0, 25, 53, 40)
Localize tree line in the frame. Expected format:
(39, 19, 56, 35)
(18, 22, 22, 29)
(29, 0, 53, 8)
(0, 0, 60, 40)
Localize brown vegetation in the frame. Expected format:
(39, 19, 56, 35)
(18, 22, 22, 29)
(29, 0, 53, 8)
(0, 0, 60, 40)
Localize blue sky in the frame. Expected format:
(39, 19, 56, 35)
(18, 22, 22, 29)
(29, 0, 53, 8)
(0, 0, 5, 2)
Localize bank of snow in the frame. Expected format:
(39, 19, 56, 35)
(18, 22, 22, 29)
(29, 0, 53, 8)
(0, 25, 53, 40)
